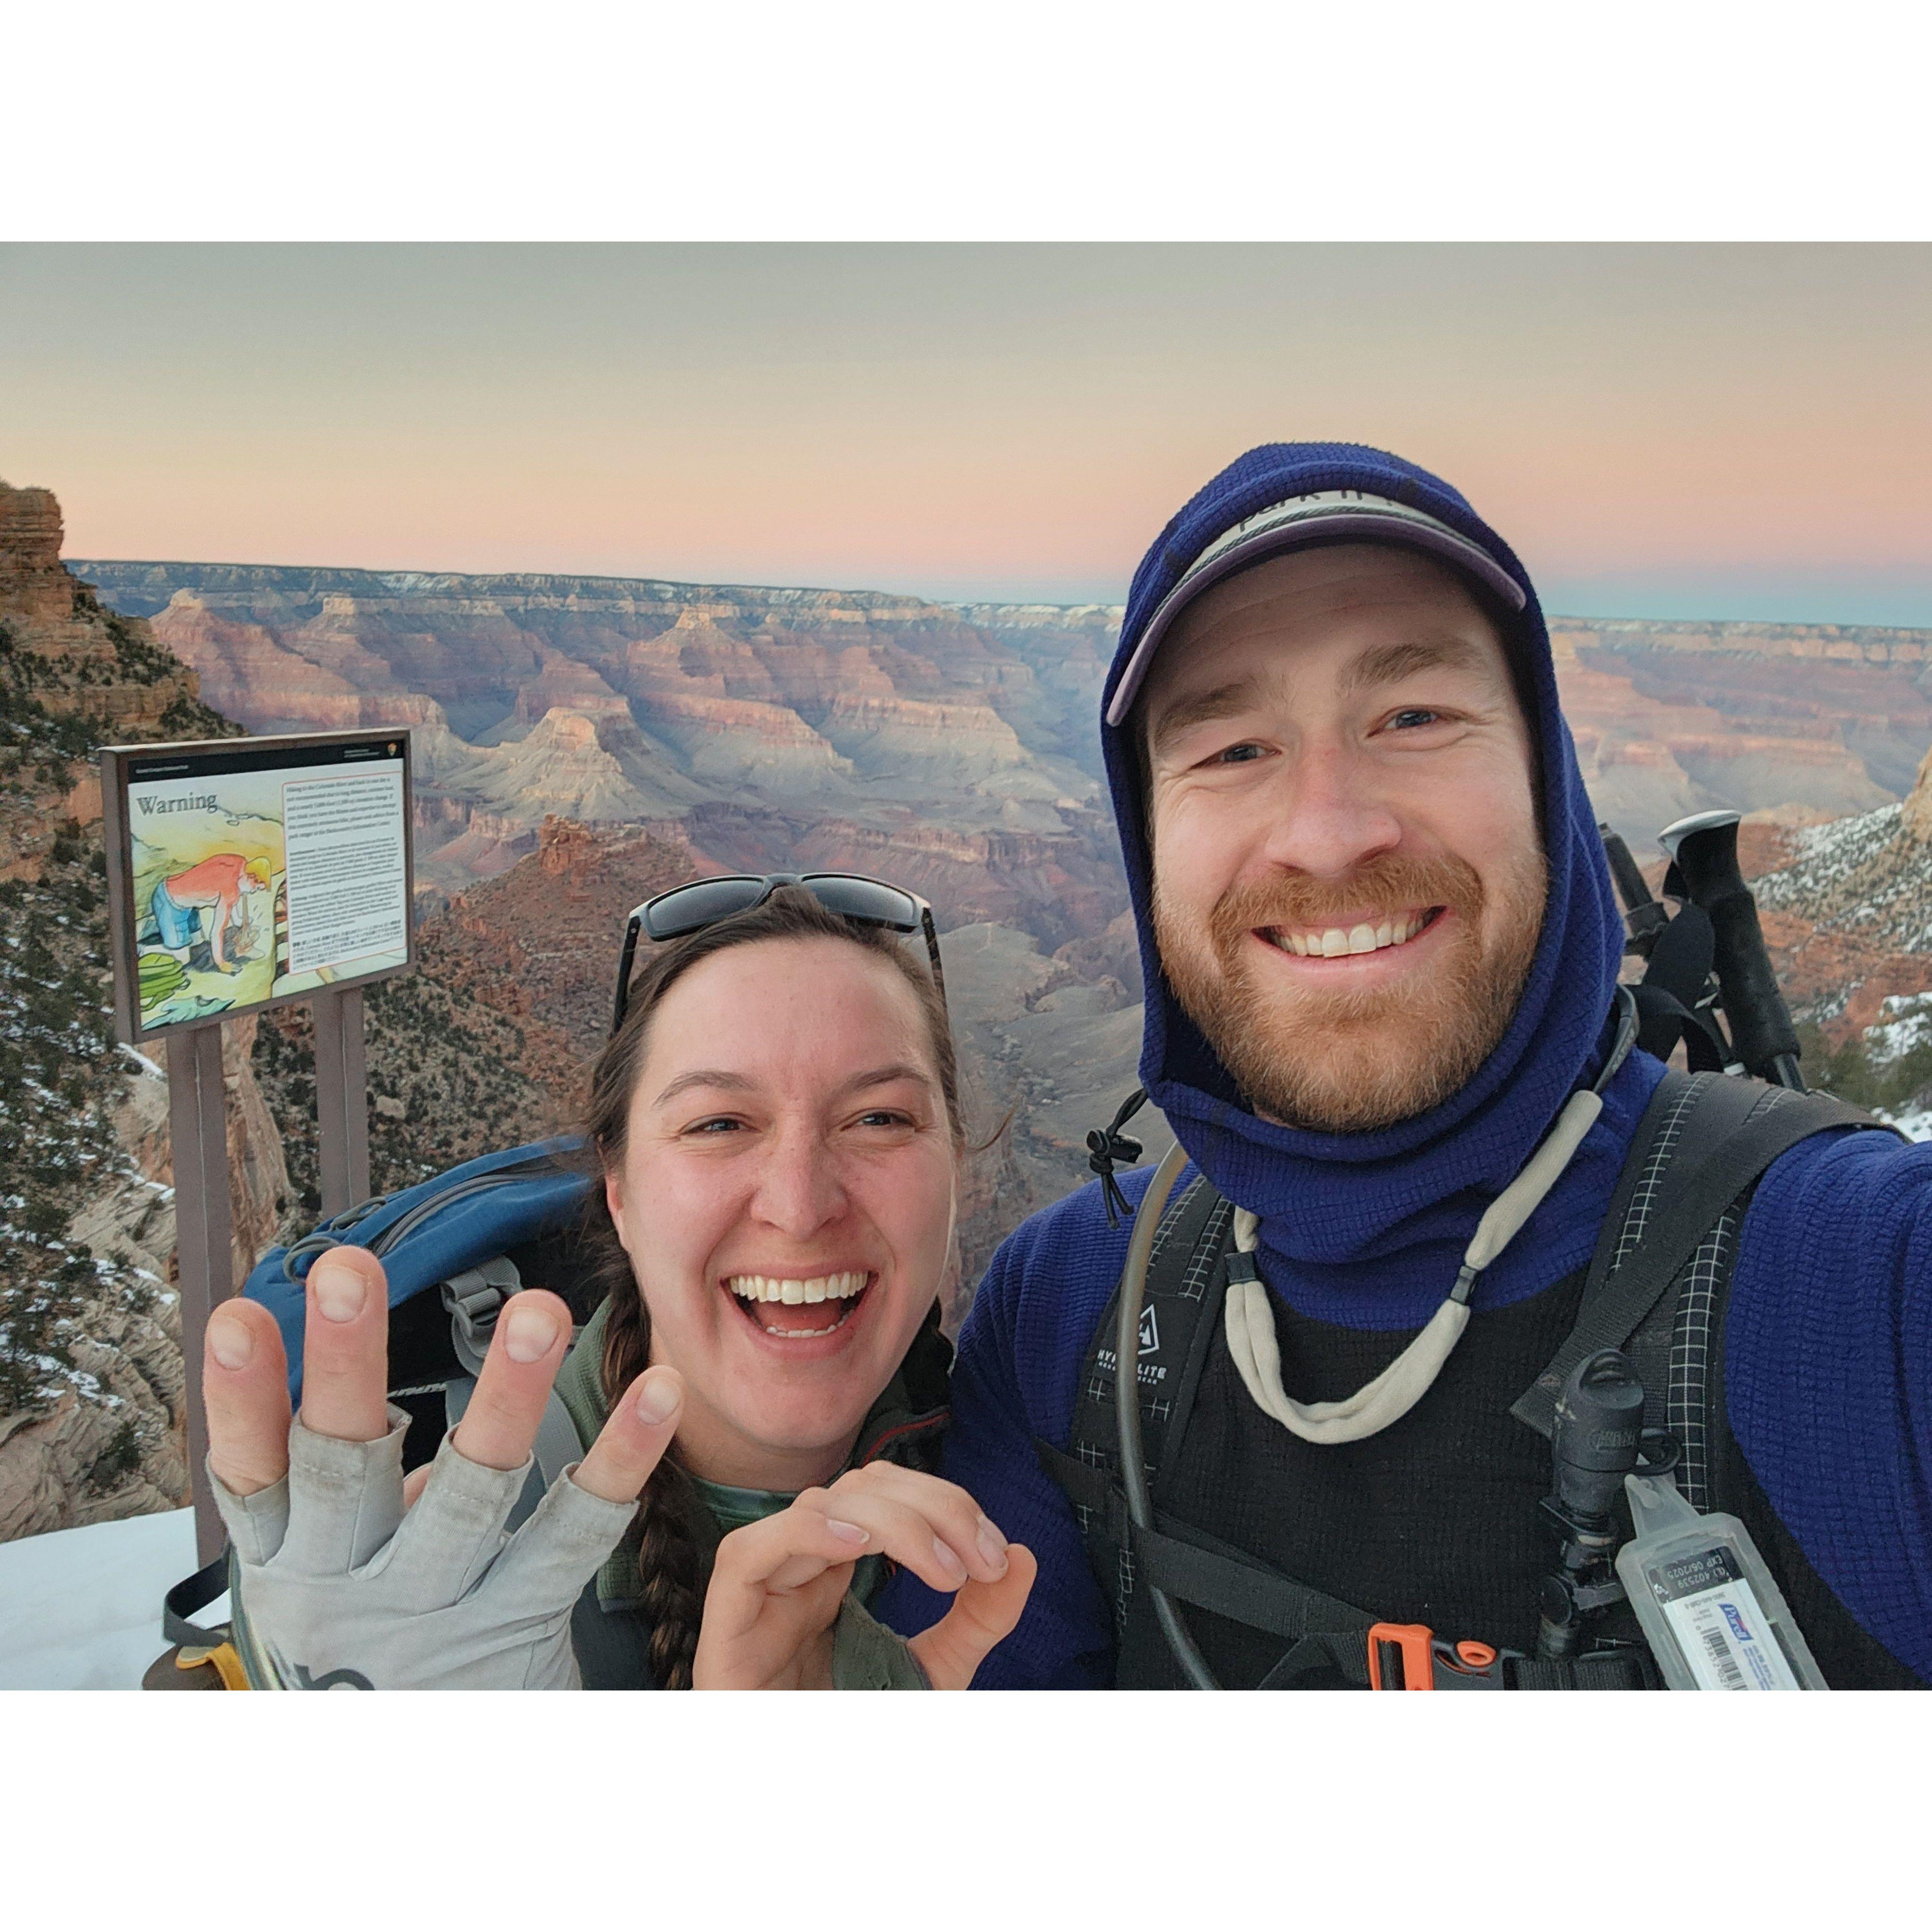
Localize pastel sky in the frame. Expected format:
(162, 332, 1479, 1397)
(5, 244, 1930, 624)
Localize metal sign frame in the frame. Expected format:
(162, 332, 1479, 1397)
(99, 726, 417, 1048)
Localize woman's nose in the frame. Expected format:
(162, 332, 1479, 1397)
(748, 1133, 849, 1237)
(1258, 742, 1402, 878)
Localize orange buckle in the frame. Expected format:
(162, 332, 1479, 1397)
(1367, 1622, 1436, 1690)
(1367, 1625, 1507, 1690)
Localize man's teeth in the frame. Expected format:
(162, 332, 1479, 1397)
(727, 1271, 869, 1304)
(1268, 912, 1432, 958)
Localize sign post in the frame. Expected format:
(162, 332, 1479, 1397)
(100, 728, 416, 1569)
(314, 985, 372, 1218)
(163, 1024, 234, 1563)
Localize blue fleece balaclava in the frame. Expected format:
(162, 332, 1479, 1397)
(1102, 442, 1635, 1325)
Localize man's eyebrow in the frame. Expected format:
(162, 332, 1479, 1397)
(1147, 676, 1263, 761)
(1338, 636, 1486, 696)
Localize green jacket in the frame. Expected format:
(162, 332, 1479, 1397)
(554, 1296, 950, 1688)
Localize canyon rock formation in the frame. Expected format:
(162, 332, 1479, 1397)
(0, 484, 289, 1542)
(76, 562, 1932, 905)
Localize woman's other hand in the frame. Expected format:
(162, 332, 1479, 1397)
(692, 1462, 1036, 1689)
(202, 1247, 685, 1688)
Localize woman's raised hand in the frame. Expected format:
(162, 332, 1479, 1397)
(202, 1246, 684, 1689)
(692, 1463, 1037, 1689)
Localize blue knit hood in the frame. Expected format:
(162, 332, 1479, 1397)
(1101, 441, 1649, 1327)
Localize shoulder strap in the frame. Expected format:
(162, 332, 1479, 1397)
(1088, 1173, 1232, 1481)
(1035, 1173, 1228, 1626)
(1513, 1069, 1888, 1440)
(439, 1254, 586, 1531)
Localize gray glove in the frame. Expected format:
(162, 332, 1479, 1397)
(210, 1405, 639, 1690)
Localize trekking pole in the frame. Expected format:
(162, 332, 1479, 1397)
(1658, 812, 1805, 1090)
(1597, 823, 1669, 959)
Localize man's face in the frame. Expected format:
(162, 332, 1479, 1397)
(1140, 543, 1546, 1133)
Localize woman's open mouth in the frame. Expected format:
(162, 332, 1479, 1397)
(724, 1270, 873, 1339)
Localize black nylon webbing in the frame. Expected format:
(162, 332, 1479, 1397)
(163, 1550, 232, 1649)
(1036, 1442, 1376, 1640)
(1513, 1074, 1881, 1438)
(1133, 1517, 1378, 1642)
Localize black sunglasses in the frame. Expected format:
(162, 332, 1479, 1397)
(612, 871, 946, 1034)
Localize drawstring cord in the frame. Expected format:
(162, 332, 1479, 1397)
(1087, 1088, 1149, 1228)
(1222, 986, 1640, 1446)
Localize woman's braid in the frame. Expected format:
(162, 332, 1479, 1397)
(588, 1205, 705, 1690)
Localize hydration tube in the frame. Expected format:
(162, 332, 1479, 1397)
(1113, 1135, 1217, 1687)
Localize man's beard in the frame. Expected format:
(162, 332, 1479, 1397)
(1152, 845, 1548, 1133)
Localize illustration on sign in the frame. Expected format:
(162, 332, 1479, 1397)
(119, 738, 410, 1033)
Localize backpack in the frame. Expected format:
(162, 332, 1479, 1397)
(1038, 1067, 1906, 1689)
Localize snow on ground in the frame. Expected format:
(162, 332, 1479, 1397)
(0, 1508, 226, 1689)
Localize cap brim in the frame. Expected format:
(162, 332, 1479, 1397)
(1104, 502, 1528, 729)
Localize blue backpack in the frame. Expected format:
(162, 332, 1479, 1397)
(242, 1137, 594, 1403)
(163, 1138, 603, 1663)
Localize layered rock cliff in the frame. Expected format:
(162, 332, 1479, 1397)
(0, 484, 289, 1542)
(1751, 745, 1932, 1032)
(70, 561, 1115, 905)
(73, 561, 1932, 917)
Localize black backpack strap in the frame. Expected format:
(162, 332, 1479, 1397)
(163, 1550, 234, 1650)
(1037, 1173, 1230, 1628)
(1036, 1441, 1376, 1641)
(1513, 1069, 1888, 1444)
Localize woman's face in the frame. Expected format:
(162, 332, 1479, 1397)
(605, 935, 958, 1490)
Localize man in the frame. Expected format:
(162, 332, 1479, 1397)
(878, 441, 1931, 1688)
(150, 852, 272, 974)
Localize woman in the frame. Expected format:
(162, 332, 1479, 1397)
(200, 882, 1035, 1689)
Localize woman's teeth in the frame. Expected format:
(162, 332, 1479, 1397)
(728, 1271, 868, 1305)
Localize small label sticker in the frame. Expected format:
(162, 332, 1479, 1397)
(1659, 1558, 1801, 1691)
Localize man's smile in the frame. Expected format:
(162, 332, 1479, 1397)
(1257, 905, 1446, 959)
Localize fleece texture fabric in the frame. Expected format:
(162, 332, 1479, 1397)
(876, 441, 1932, 1684)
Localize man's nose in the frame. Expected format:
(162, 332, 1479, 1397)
(1257, 740, 1402, 878)
(749, 1131, 849, 1237)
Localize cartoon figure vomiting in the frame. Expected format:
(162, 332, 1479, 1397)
(150, 854, 272, 974)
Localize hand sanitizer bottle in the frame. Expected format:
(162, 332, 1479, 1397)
(1616, 1470, 1829, 1690)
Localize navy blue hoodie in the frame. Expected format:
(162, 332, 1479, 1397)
(878, 443, 1932, 1684)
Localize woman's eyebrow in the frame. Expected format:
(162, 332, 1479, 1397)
(652, 1069, 755, 1107)
(650, 1064, 934, 1107)
(840, 1062, 936, 1097)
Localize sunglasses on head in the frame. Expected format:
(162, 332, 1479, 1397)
(612, 871, 946, 1034)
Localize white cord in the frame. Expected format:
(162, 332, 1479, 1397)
(1223, 1087, 1605, 1445)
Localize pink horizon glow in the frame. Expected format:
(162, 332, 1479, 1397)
(5, 244, 1931, 624)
